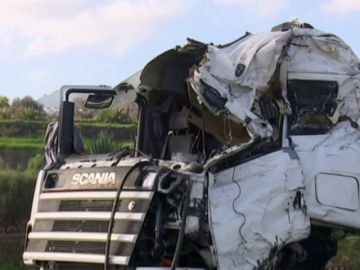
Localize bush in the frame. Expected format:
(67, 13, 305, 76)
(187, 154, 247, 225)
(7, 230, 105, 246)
(14, 107, 45, 121)
(0, 157, 7, 169)
(11, 96, 43, 112)
(327, 234, 360, 269)
(0, 170, 36, 232)
(0, 256, 27, 270)
(0, 237, 27, 270)
(86, 131, 125, 154)
(0, 96, 9, 108)
(10, 96, 46, 121)
(95, 108, 133, 124)
(27, 154, 44, 170)
(0, 108, 11, 120)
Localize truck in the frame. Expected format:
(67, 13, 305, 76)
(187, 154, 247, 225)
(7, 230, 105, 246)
(23, 21, 360, 269)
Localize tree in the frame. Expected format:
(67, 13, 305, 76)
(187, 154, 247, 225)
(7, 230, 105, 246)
(0, 108, 11, 120)
(0, 96, 10, 120)
(16, 107, 45, 120)
(11, 96, 43, 112)
(11, 96, 45, 120)
(0, 96, 9, 108)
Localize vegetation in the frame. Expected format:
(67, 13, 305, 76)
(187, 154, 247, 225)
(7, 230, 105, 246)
(0, 108, 11, 120)
(0, 94, 137, 125)
(0, 166, 37, 233)
(0, 136, 43, 149)
(0, 95, 45, 121)
(0, 93, 138, 269)
(26, 153, 44, 170)
(0, 96, 10, 108)
(327, 234, 360, 268)
(0, 156, 37, 269)
(85, 131, 122, 154)
(0, 120, 136, 165)
(0, 237, 27, 270)
(84, 131, 134, 154)
(95, 108, 134, 124)
(14, 107, 45, 121)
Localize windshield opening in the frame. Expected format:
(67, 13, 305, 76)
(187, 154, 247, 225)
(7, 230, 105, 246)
(70, 92, 138, 155)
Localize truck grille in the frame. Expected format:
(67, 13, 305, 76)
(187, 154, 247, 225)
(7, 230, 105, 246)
(58, 200, 114, 212)
(24, 170, 157, 267)
(45, 241, 106, 253)
(47, 262, 125, 270)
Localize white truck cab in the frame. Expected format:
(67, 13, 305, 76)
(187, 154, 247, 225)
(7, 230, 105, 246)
(24, 21, 360, 270)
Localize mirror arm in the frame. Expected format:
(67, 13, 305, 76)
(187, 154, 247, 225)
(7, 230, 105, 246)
(65, 89, 116, 102)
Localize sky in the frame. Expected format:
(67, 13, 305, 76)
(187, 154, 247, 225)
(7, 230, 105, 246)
(0, 0, 360, 100)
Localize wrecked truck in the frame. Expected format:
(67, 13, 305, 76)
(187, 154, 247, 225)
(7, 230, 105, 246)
(23, 21, 360, 269)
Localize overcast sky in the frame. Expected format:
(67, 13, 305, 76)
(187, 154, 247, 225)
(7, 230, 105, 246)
(0, 0, 359, 100)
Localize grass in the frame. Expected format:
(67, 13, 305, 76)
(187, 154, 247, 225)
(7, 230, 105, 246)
(83, 137, 134, 153)
(0, 136, 133, 153)
(0, 169, 36, 270)
(75, 121, 137, 129)
(0, 118, 136, 128)
(0, 119, 47, 124)
(0, 137, 43, 149)
(0, 237, 28, 270)
(327, 234, 360, 268)
(0, 256, 27, 270)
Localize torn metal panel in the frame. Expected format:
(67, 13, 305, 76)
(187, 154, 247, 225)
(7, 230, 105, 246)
(291, 122, 360, 229)
(339, 76, 360, 125)
(287, 28, 360, 75)
(188, 30, 293, 138)
(209, 150, 310, 270)
(188, 23, 360, 139)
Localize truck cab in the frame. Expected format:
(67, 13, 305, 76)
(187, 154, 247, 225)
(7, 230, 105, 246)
(24, 21, 360, 270)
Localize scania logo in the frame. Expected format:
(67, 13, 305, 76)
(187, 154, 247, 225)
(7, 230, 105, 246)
(71, 172, 116, 186)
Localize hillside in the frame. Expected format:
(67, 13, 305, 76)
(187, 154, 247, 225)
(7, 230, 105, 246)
(37, 90, 59, 108)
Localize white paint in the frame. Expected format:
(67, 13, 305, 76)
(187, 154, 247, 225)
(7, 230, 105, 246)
(39, 191, 153, 200)
(315, 173, 359, 211)
(35, 211, 145, 221)
(209, 150, 310, 269)
(28, 232, 137, 243)
(291, 122, 360, 228)
(23, 252, 129, 265)
(189, 23, 360, 138)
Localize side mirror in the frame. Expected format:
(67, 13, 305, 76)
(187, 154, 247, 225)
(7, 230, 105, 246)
(85, 94, 114, 109)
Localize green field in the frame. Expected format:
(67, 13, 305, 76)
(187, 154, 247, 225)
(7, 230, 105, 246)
(0, 137, 43, 149)
(0, 119, 47, 124)
(0, 119, 136, 129)
(0, 136, 134, 150)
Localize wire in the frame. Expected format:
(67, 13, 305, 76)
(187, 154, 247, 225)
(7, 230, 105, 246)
(231, 165, 247, 243)
(190, 130, 201, 153)
(170, 180, 191, 270)
(200, 104, 207, 162)
(223, 111, 233, 146)
(104, 160, 153, 270)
